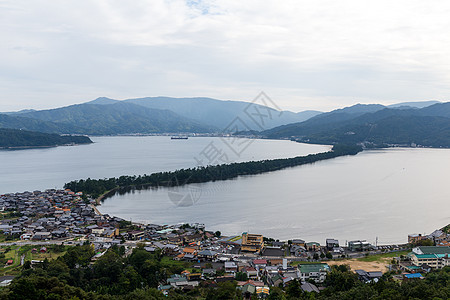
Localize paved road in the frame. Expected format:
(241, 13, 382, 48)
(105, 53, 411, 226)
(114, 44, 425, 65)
(0, 240, 66, 246)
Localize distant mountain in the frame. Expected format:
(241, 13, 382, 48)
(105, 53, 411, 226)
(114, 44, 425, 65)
(265, 102, 450, 148)
(301, 103, 386, 126)
(388, 100, 441, 109)
(87, 97, 120, 105)
(19, 102, 214, 135)
(263, 104, 387, 138)
(95, 96, 323, 131)
(4, 97, 447, 138)
(0, 128, 92, 148)
(416, 102, 450, 118)
(1, 109, 37, 115)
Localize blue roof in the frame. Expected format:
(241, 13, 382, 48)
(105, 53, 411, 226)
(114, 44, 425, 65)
(405, 273, 423, 279)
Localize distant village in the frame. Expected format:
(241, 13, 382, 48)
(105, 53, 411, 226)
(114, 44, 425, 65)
(1, 189, 450, 296)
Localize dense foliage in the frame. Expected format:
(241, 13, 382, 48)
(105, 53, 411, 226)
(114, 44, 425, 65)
(1, 245, 450, 299)
(64, 144, 363, 198)
(0, 113, 80, 134)
(0, 244, 189, 300)
(0, 128, 92, 148)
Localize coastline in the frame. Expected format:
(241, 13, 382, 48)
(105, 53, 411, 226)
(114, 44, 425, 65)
(0, 142, 92, 150)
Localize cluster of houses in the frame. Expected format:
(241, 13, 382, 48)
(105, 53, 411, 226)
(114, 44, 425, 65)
(158, 256, 333, 296)
(0, 189, 98, 240)
(400, 230, 450, 277)
(408, 229, 450, 247)
(2, 189, 450, 296)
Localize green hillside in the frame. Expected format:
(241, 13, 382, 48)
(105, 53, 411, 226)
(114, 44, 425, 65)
(0, 128, 92, 148)
(265, 103, 450, 148)
(16, 102, 215, 135)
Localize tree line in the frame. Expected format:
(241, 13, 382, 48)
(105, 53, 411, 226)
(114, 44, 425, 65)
(64, 144, 363, 199)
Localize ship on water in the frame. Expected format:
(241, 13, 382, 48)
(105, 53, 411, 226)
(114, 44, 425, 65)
(171, 136, 189, 140)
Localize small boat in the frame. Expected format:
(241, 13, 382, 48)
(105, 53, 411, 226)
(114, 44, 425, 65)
(171, 136, 188, 140)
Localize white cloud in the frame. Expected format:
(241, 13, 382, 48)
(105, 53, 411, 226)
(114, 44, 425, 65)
(1, 0, 450, 112)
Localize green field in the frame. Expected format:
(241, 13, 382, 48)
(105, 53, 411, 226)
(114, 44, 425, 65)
(0, 244, 68, 276)
(356, 250, 409, 262)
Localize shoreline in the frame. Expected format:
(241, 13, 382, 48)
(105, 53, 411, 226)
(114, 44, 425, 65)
(0, 142, 93, 150)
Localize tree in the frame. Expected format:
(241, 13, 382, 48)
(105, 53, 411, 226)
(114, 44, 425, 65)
(22, 260, 31, 270)
(268, 286, 287, 300)
(123, 288, 166, 300)
(207, 281, 239, 300)
(414, 239, 434, 246)
(286, 279, 302, 298)
(215, 231, 221, 238)
(324, 265, 358, 292)
(235, 272, 248, 281)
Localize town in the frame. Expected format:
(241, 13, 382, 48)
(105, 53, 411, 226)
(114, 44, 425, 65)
(1, 189, 450, 298)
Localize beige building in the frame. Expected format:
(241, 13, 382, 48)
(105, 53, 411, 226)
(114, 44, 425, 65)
(241, 232, 264, 252)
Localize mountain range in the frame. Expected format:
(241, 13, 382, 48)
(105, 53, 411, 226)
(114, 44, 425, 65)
(94, 96, 322, 130)
(264, 102, 450, 147)
(1, 97, 449, 147)
(0, 96, 323, 135)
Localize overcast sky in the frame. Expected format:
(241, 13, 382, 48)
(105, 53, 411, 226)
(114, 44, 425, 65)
(1, 0, 450, 112)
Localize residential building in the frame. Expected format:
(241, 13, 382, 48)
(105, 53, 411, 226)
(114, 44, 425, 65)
(297, 263, 330, 283)
(348, 240, 372, 251)
(409, 246, 450, 268)
(306, 242, 321, 251)
(225, 261, 238, 273)
(197, 249, 217, 260)
(292, 239, 305, 247)
(355, 270, 383, 283)
(241, 232, 264, 252)
(326, 239, 339, 250)
(408, 233, 428, 244)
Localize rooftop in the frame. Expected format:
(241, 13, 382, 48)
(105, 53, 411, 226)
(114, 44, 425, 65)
(298, 263, 330, 273)
(413, 246, 450, 255)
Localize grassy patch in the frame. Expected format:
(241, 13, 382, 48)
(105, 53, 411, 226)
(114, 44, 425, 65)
(0, 244, 69, 276)
(228, 236, 242, 242)
(160, 256, 191, 268)
(356, 251, 409, 262)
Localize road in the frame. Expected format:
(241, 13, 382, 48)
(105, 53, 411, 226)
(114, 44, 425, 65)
(0, 240, 66, 246)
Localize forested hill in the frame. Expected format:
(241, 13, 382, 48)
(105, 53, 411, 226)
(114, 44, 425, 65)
(2, 97, 319, 135)
(64, 144, 362, 199)
(17, 102, 216, 135)
(264, 102, 450, 148)
(0, 128, 92, 148)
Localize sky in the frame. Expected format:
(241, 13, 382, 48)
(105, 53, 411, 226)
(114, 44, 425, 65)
(1, 0, 450, 113)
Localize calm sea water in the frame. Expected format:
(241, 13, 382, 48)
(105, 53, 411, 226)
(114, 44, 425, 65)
(2, 136, 449, 244)
(99, 147, 450, 244)
(0, 136, 329, 194)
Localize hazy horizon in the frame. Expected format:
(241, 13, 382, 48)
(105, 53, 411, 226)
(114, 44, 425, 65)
(1, 95, 445, 114)
(2, 1, 450, 112)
